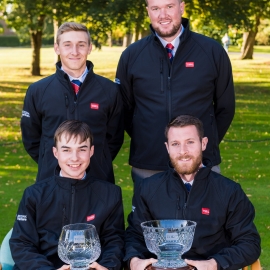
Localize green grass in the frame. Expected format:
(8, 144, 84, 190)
(0, 46, 270, 268)
(228, 45, 270, 53)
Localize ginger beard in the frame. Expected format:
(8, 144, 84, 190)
(170, 152, 202, 176)
(153, 20, 181, 39)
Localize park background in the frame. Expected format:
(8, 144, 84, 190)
(0, 0, 270, 268)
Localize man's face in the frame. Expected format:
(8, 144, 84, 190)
(165, 125, 208, 181)
(54, 31, 92, 77)
(53, 134, 94, 180)
(146, 0, 185, 42)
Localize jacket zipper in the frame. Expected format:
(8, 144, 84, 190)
(168, 76, 172, 121)
(62, 205, 66, 227)
(160, 58, 164, 93)
(65, 94, 69, 119)
(70, 185, 76, 223)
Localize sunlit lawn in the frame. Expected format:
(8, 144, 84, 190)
(0, 46, 270, 268)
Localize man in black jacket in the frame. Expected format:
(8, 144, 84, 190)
(10, 120, 125, 270)
(115, 0, 235, 184)
(125, 115, 260, 270)
(21, 22, 123, 183)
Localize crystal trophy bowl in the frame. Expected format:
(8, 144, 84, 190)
(141, 220, 196, 268)
(58, 223, 101, 270)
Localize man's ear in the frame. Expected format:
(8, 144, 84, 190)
(165, 142, 169, 154)
(52, 146, 58, 159)
(89, 145, 94, 158)
(54, 43, 60, 55)
(201, 137, 208, 151)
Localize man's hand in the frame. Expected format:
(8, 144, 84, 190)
(130, 257, 158, 270)
(89, 261, 108, 270)
(185, 258, 217, 270)
(57, 265, 70, 270)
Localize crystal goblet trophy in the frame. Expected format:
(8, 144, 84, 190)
(141, 220, 197, 270)
(58, 223, 101, 270)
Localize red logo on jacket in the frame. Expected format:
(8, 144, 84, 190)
(202, 208, 210, 215)
(90, 103, 99, 110)
(185, 62, 194, 68)
(87, 214, 95, 221)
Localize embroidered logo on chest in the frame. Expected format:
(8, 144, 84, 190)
(185, 62, 194, 68)
(87, 214, 96, 221)
(202, 208, 210, 215)
(90, 103, 99, 110)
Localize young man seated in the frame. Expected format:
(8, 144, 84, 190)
(10, 120, 125, 270)
(125, 115, 261, 270)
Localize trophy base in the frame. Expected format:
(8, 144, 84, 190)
(146, 265, 195, 270)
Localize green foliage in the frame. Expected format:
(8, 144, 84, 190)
(0, 35, 20, 46)
(256, 19, 270, 45)
(0, 47, 270, 268)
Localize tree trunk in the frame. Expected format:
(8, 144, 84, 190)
(122, 32, 134, 47)
(240, 15, 260, 60)
(31, 30, 42, 76)
(107, 30, 113, 47)
(240, 31, 256, 59)
(53, 17, 61, 63)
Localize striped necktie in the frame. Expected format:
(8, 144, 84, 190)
(71, 80, 82, 95)
(165, 43, 174, 63)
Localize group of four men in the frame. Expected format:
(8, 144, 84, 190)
(9, 0, 260, 269)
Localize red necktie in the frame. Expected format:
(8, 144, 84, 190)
(166, 43, 174, 63)
(71, 80, 82, 95)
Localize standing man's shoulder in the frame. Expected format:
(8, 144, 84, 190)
(26, 73, 59, 97)
(190, 31, 223, 50)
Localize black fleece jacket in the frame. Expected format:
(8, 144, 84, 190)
(10, 171, 125, 270)
(21, 61, 123, 182)
(125, 167, 260, 270)
(116, 18, 235, 170)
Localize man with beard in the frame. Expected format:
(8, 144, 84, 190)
(124, 115, 260, 270)
(115, 0, 235, 186)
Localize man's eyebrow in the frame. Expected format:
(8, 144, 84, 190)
(79, 145, 88, 148)
(62, 41, 87, 44)
(60, 145, 89, 149)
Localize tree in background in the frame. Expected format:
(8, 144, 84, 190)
(239, 0, 270, 59)
(4, 0, 51, 75)
(185, 0, 270, 59)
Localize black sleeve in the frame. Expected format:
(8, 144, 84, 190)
(20, 85, 42, 163)
(213, 50, 235, 142)
(106, 84, 124, 160)
(124, 182, 156, 262)
(115, 51, 134, 137)
(9, 188, 55, 270)
(209, 184, 261, 269)
(98, 187, 125, 270)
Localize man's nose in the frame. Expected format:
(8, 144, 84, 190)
(70, 151, 79, 161)
(179, 145, 188, 155)
(71, 45, 79, 55)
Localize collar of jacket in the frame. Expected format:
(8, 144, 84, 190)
(54, 165, 93, 190)
(55, 60, 95, 83)
(150, 17, 190, 44)
(168, 162, 212, 181)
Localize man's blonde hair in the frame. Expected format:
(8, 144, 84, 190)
(145, 0, 181, 6)
(56, 22, 91, 45)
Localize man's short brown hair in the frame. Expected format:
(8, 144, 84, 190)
(165, 115, 204, 140)
(54, 120, 93, 147)
(56, 22, 91, 45)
